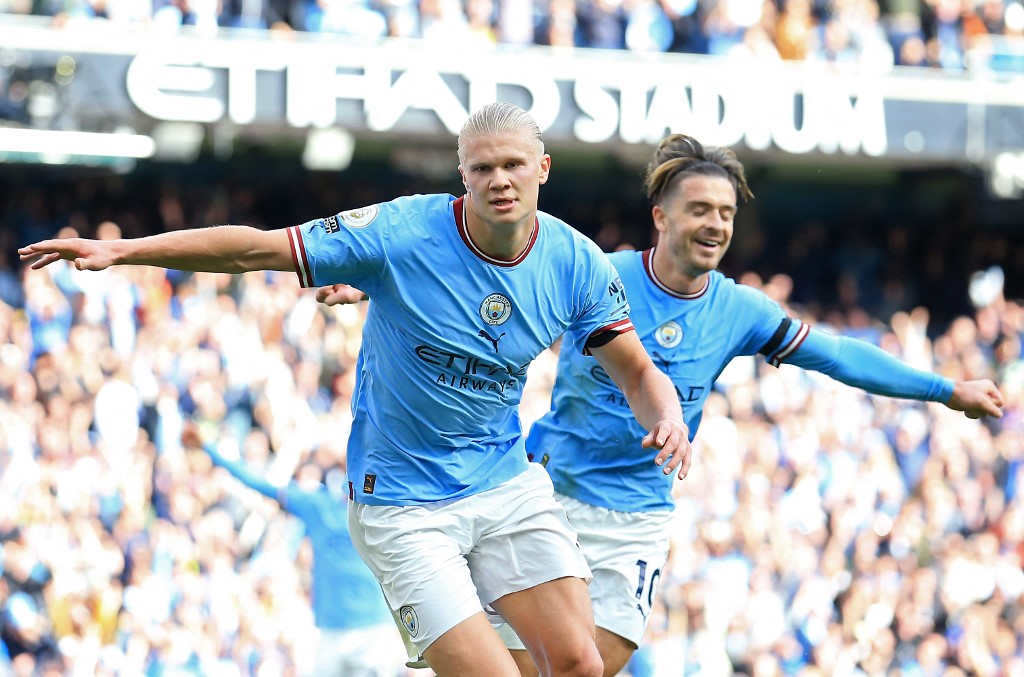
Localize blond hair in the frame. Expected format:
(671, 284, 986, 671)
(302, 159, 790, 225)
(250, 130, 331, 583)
(458, 102, 545, 161)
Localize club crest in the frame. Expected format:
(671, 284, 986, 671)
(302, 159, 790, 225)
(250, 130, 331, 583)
(339, 205, 379, 228)
(655, 321, 683, 348)
(400, 605, 419, 638)
(480, 293, 513, 326)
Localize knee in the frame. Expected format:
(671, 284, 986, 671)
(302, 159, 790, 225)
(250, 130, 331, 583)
(544, 642, 603, 677)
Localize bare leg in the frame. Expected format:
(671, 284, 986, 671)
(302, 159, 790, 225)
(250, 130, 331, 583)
(512, 626, 637, 677)
(422, 611, 520, 677)
(595, 627, 637, 677)
(511, 649, 539, 677)
(492, 577, 603, 677)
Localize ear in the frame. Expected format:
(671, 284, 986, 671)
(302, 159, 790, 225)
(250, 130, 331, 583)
(652, 204, 668, 233)
(458, 165, 468, 191)
(538, 154, 551, 185)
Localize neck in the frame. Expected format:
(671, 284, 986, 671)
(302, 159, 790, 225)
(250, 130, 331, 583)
(464, 200, 536, 261)
(652, 245, 707, 295)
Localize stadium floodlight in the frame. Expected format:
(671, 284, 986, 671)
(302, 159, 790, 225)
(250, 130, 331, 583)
(302, 127, 355, 172)
(0, 127, 157, 159)
(990, 151, 1024, 199)
(151, 122, 205, 163)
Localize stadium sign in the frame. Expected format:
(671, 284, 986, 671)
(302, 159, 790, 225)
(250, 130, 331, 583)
(1, 18, 1023, 165)
(123, 45, 889, 158)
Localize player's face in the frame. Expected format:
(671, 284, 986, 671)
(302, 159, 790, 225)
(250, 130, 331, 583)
(653, 174, 737, 278)
(458, 128, 550, 229)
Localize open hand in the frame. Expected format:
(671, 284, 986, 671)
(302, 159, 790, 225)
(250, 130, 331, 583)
(18, 238, 115, 271)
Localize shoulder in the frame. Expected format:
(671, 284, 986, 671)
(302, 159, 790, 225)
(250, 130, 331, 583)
(377, 193, 455, 223)
(536, 210, 610, 264)
(326, 193, 454, 239)
(606, 248, 643, 276)
(717, 274, 788, 318)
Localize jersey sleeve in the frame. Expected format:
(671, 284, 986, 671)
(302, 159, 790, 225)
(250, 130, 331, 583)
(285, 203, 388, 296)
(725, 283, 796, 359)
(783, 327, 955, 402)
(564, 244, 634, 354)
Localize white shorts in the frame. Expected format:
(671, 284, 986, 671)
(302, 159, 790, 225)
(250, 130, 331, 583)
(497, 493, 673, 651)
(348, 464, 592, 654)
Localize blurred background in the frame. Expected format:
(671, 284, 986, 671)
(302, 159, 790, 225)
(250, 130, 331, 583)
(0, 2, 1022, 675)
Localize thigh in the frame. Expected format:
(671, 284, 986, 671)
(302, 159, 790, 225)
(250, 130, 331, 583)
(491, 576, 601, 676)
(469, 464, 592, 606)
(423, 611, 520, 677)
(348, 501, 483, 655)
(559, 495, 672, 648)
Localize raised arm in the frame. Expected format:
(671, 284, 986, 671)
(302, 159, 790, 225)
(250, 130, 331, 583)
(591, 331, 691, 479)
(18, 226, 295, 274)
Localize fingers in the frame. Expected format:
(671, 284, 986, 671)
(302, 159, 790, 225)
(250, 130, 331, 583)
(644, 422, 691, 479)
(323, 291, 347, 306)
(982, 399, 1003, 418)
(19, 242, 75, 270)
(989, 385, 1005, 409)
(677, 446, 692, 480)
(315, 285, 366, 306)
(17, 243, 45, 260)
(34, 252, 63, 270)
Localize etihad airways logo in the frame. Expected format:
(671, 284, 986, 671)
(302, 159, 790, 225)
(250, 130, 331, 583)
(589, 363, 704, 407)
(415, 345, 529, 395)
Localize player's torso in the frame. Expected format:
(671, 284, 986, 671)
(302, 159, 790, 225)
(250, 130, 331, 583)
(365, 197, 587, 417)
(561, 255, 748, 432)
(533, 253, 767, 511)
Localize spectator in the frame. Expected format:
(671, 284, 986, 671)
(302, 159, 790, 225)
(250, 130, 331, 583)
(0, 152, 1021, 675)
(182, 426, 407, 676)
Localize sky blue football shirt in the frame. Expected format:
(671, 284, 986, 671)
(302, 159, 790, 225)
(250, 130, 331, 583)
(288, 194, 632, 506)
(528, 249, 789, 512)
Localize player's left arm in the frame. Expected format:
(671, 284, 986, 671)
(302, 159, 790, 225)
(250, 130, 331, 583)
(591, 331, 692, 479)
(785, 327, 1004, 419)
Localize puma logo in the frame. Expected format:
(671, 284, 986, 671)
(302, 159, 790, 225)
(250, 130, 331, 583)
(478, 329, 506, 354)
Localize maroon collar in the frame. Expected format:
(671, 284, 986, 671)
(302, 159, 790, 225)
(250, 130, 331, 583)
(641, 247, 709, 299)
(453, 196, 538, 267)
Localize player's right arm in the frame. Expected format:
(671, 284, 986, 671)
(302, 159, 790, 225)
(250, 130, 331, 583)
(18, 226, 294, 274)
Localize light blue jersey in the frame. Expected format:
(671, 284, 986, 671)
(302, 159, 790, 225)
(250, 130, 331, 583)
(287, 194, 632, 506)
(528, 248, 954, 513)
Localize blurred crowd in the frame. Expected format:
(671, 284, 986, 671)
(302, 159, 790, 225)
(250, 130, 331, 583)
(0, 164, 1021, 677)
(0, 0, 1022, 72)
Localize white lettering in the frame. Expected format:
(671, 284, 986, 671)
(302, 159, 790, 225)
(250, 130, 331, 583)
(573, 80, 619, 143)
(124, 49, 888, 158)
(367, 67, 467, 133)
(644, 83, 693, 144)
(126, 52, 223, 122)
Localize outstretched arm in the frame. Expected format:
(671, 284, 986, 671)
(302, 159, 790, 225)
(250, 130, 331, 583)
(786, 328, 1004, 419)
(591, 331, 691, 479)
(182, 427, 284, 503)
(18, 226, 294, 274)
